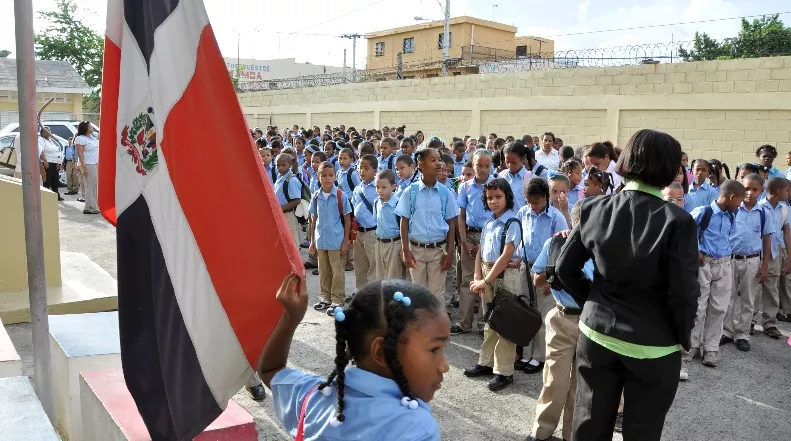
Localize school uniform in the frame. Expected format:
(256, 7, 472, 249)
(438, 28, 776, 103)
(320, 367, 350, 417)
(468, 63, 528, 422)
(275, 171, 304, 251)
(337, 166, 361, 198)
(352, 180, 379, 290)
(530, 162, 551, 181)
(271, 368, 440, 441)
(755, 198, 790, 330)
(690, 201, 735, 354)
(309, 189, 352, 305)
(378, 153, 396, 172)
(477, 210, 522, 377)
(456, 177, 492, 332)
(517, 205, 569, 364)
(453, 156, 467, 178)
(723, 202, 773, 342)
(328, 155, 341, 172)
(605, 160, 623, 192)
(684, 181, 718, 212)
(375, 196, 405, 280)
(531, 238, 594, 441)
(785, 168, 791, 181)
(265, 163, 277, 184)
(766, 166, 784, 179)
(394, 178, 411, 199)
(440, 180, 460, 308)
(296, 152, 305, 168)
(499, 166, 528, 211)
(394, 179, 459, 309)
(567, 183, 585, 210)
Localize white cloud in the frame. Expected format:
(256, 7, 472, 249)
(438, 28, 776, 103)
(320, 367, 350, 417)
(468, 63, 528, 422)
(577, 0, 591, 24)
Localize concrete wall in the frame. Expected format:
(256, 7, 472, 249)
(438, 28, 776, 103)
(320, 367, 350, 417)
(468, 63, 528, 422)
(240, 56, 791, 164)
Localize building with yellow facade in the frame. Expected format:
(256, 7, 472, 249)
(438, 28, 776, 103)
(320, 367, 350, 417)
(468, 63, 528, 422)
(365, 16, 553, 79)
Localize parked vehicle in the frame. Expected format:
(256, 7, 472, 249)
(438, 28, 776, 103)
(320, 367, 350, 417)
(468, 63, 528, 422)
(0, 132, 70, 186)
(0, 120, 99, 141)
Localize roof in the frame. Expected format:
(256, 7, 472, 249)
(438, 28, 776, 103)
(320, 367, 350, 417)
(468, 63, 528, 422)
(365, 16, 517, 38)
(0, 59, 92, 94)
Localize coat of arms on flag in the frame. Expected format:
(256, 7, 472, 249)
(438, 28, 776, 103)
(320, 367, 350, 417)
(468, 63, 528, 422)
(98, 0, 303, 439)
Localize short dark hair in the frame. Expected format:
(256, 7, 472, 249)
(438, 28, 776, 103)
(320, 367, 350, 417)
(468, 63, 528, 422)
(767, 177, 787, 195)
(742, 173, 764, 187)
(756, 144, 778, 158)
(396, 155, 414, 166)
(377, 169, 396, 184)
(524, 176, 549, 201)
(560, 145, 575, 162)
(359, 141, 375, 156)
(719, 179, 746, 198)
(270, 139, 282, 150)
(313, 152, 328, 162)
(361, 154, 379, 170)
(542, 132, 555, 141)
(615, 129, 681, 188)
(77, 121, 91, 136)
(452, 140, 465, 151)
(482, 178, 515, 211)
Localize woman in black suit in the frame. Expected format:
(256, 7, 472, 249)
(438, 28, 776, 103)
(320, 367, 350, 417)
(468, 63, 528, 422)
(556, 129, 699, 441)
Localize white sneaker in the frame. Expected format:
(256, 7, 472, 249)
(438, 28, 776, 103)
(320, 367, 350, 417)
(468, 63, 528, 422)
(679, 365, 689, 381)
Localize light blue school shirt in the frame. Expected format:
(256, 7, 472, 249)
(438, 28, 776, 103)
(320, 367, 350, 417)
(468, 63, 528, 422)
(758, 198, 790, 259)
(337, 166, 361, 197)
(516, 205, 569, 264)
(786, 168, 791, 181)
(767, 166, 784, 179)
(684, 182, 718, 212)
(297, 153, 305, 168)
(499, 166, 528, 211)
(378, 153, 396, 171)
(395, 178, 411, 199)
(567, 184, 585, 210)
(272, 368, 440, 441)
(759, 190, 767, 202)
(532, 237, 595, 309)
(265, 164, 276, 184)
(480, 210, 521, 263)
(352, 180, 378, 229)
(309, 176, 320, 195)
(308, 189, 352, 250)
(395, 179, 459, 243)
(328, 155, 341, 172)
(531, 162, 550, 180)
(453, 156, 467, 178)
(274, 172, 304, 207)
(457, 176, 492, 229)
(691, 201, 735, 259)
(730, 202, 774, 255)
(375, 196, 400, 239)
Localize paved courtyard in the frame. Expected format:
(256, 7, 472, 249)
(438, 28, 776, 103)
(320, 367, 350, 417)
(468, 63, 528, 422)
(6, 193, 791, 440)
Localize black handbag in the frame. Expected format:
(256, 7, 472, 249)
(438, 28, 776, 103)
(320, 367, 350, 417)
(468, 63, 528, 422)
(483, 218, 543, 347)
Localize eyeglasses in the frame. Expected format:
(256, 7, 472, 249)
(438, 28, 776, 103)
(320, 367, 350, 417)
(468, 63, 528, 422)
(667, 197, 685, 203)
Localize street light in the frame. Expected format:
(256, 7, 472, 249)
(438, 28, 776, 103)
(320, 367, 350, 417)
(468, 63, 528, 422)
(492, 4, 498, 21)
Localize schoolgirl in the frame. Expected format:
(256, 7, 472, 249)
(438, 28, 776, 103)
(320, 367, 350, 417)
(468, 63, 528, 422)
(684, 159, 718, 212)
(561, 159, 585, 210)
(755, 144, 784, 179)
(498, 142, 530, 211)
(336, 148, 361, 198)
(708, 159, 731, 189)
(582, 167, 614, 198)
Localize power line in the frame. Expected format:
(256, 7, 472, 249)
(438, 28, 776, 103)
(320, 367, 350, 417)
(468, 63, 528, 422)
(289, 0, 391, 35)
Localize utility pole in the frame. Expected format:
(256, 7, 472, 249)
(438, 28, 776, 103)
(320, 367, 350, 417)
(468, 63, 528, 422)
(343, 49, 347, 77)
(442, 0, 450, 76)
(340, 34, 361, 82)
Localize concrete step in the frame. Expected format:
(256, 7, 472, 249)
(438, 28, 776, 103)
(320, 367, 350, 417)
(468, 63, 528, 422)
(0, 317, 22, 378)
(0, 376, 60, 441)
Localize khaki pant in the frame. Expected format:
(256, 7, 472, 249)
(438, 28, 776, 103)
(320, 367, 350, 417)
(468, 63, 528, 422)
(532, 307, 580, 441)
(778, 248, 791, 315)
(758, 252, 782, 328)
(691, 256, 732, 352)
(409, 244, 447, 310)
(376, 238, 405, 280)
(724, 256, 760, 341)
(318, 249, 345, 305)
(83, 163, 99, 212)
(285, 211, 301, 253)
(458, 231, 484, 332)
(523, 266, 556, 363)
(65, 160, 78, 191)
(354, 230, 378, 290)
(443, 248, 458, 308)
(478, 266, 521, 376)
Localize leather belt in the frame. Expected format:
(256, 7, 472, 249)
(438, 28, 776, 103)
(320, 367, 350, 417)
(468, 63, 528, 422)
(377, 237, 400, 243)
(358, 226, 377, 232)
(732, 253, 760, 260)
(558, 305, 582, 315)
(409, 239, 447, 249)
(467, 227, 483, 233)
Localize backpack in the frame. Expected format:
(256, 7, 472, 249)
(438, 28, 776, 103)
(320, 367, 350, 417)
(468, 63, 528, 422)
(534, 164, 547, 178)
(408, 181, 449, 228)
(386, 155, 394, 170)
(270, 166, 277, 184)
(311, 188, 345, 226)
(284, 172, 312, 224)
(545, 235, 568, 291)
(698, 205, 735, 243)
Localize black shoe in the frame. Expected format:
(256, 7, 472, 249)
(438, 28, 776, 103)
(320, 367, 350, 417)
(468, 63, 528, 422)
(514, 359, 530, 370)
(614, 412, 623, 433)
(764, 326, 782, 339)
(479, 329, 484, 338)
(523, 361, 545, 374)
(247, 384, 266, 401)
(304, 260, 318, 269)
(327, 304, 341, 316)
(452, 299, 460, 308)
(750, 323, 756, 335)
(450, 325, 469, 335)
(719, 335, 734, 346)
(345, 263, 354, 272)
(312, 269, 319, 275)
(57, 196, 64, 201)
(463, 364, 493, 378)
(736, 339, 751, 352)
(300, 241, 309, 249)
(778, 313, 789, 322)
(487, 374, 513, 391)
(65, 190, 78, 195)
(77, 197, 85, 202)
(83, 210, 100, 214)
(313, 300, 330, 311)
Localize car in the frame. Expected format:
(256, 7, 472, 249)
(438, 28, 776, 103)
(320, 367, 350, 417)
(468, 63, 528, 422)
(0, 132, 70, 186)
(0, 120, 99, 141)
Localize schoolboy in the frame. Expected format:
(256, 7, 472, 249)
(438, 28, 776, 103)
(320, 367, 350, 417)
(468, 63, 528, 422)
(756, 177, 791, 338)
(374, 169, 405, 279)
(273, 153, 304, 251)
(452, 141, 467, 178)
(352, 155, 380, 290)
(378, 137, 397, 171)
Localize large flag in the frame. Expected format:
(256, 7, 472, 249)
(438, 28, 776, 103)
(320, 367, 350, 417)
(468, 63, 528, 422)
(98, 1, 303, 439)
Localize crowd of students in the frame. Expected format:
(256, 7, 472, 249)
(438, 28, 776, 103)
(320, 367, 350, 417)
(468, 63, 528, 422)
(251, 123, 790, 441)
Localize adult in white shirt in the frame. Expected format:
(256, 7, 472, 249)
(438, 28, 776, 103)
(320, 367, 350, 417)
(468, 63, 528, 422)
(536, 132, 561, 170)
(14, 131, 47, 184)
(74, 121, 100, 214)
(39, 126, 63, 200)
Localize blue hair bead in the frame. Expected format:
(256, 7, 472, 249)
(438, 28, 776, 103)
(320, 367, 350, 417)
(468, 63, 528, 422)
(402, 296, 412, 306)
(393, 292, 404, 301)
(334, 308, 346, 322)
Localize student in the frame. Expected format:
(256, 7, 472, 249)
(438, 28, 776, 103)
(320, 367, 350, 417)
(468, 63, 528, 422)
(685, 159, 718, 212)
(274, 153, 304, 251)
(395, 148, 459, 316)
(394, 155, 415, 198)
(309, 152, 328, 195)
(378, 137, 398, 172)
(352, 155, 380, 290)
(663, 182, 686, 209)
(259, 276, 447, 441)
(459, 162, 475, 185)
(526, 147, 550, 181)
(259, 145, 276, 184)
(536, 132, 561, 170)
(708, 159, 730, 189)
(309, 162, 352, 315)
(462, 178, 523, 391)
(336, 148, 361, 198)
(560, 146, 575, 165)
(517, 178, 569, 374)
(681, 150, 694, 185)
(548, 173, 572, 227)
(498, 142, 530, 211)
(756, 177, 791, 339)
(438, 154, 454, 186)
(687, 180, 745, 368)
(302, 145, 317, 185)
(399, 137, 416, 161)
(756, 144, 784, 179)
(582, 167, 613, 198)
(586, 142, 622, 191)
(785, 151, 791, 181)
(721, 173, 773, 354)
(294, 136, 306, 167)
(453, 150, 493, 336)
(528, 202, 594, 441)
(452, 141, 467, 178)
(324, 141, 341, 172)
(735, 163, 760, 181)
(375, 170, 406, 280)
(438, 154, 460, 308)
(562, 159, 585, 209)
(270, 139, 283, 158)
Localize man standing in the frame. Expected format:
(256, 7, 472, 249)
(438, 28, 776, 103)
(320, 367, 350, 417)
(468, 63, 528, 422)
(536, 132, 561, 170)
(64, 137, 79, 195)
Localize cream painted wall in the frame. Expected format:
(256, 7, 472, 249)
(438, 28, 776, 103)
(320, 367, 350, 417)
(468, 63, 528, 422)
(240, 56, 791, 165)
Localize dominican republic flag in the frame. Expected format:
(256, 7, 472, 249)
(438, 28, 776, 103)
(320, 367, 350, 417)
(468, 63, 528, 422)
(98, 1, 303, 439)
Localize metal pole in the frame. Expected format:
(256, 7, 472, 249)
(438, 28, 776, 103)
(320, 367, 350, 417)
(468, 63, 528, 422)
(343, 49, 347, 79)
(352, 36, 357, 82)
(442, 0, 450, 76)
(13, 0, 55, 423)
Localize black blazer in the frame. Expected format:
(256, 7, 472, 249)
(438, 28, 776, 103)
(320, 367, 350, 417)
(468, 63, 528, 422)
(556, 190, 699, 350)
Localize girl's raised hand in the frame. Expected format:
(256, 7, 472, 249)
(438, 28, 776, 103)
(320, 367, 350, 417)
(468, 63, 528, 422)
(276, 273, 307, 320)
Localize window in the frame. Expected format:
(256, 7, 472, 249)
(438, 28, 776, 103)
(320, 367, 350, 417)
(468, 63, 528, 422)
(403, 37, 415, 54)
(48, 124, 74, 140)
(516, 45, 528, 57)
(437, 32, 452, 49)
(375, 42, 385, 57)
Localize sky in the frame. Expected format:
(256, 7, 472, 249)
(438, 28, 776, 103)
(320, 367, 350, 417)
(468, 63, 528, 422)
(0, 0, 788, 69)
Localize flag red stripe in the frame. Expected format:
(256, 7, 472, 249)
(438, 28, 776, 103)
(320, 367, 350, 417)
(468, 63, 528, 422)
(159, 25, 302, 366)
(99, 36, 121, 226)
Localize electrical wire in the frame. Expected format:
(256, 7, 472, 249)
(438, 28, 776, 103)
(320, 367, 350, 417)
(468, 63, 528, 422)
(288, 0, 392, 34)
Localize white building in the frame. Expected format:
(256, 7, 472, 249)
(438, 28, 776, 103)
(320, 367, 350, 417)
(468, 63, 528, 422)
(224, 57, 345, 82)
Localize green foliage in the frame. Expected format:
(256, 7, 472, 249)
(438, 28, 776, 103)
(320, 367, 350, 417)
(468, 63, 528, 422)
(34, 0, 103, 101)
(678, 14, 791, 61)
(0, 50, 10, 58)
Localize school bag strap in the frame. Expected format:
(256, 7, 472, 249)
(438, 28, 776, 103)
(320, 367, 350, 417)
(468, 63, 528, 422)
(358, 187, 374, 215)
(698, 205, 734, 243)
(283, 172, 293, 202)
(545, 235, 568, 291)
(759, 205, 765, 237)
(388, 155, 394, 170)
(346, 166, 356, 193)
(271, 166, 277, 183)
(336, 188, 345, 225)
(409, 182, 448, 225)
(780, 202, 789, 226)
(535, 164, 546, 178)
(295, 384, 321, 441)
(497, 218, 526, 280)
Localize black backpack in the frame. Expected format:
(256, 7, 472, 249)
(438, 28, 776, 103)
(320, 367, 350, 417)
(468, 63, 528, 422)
(545, 235, 568, 291)
(698, 205, 738, 243)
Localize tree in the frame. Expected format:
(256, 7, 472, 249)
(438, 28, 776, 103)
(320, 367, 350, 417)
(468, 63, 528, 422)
(0, 50, 10, 58)
(679, 14, 791, 61)
(34, 0, 103, 101)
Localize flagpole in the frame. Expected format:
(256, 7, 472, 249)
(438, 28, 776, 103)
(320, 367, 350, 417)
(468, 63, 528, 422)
(13, 0, 55, 423)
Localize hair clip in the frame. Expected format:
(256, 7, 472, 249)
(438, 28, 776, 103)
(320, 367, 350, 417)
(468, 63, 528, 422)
(400, 396, 419, 410)
(320, 385, 334, 397)
(334, 307, 346, 322)
(393, 292, 412, 306)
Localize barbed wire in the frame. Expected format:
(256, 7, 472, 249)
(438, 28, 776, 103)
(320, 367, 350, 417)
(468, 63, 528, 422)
(236, 38, 791, 93)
